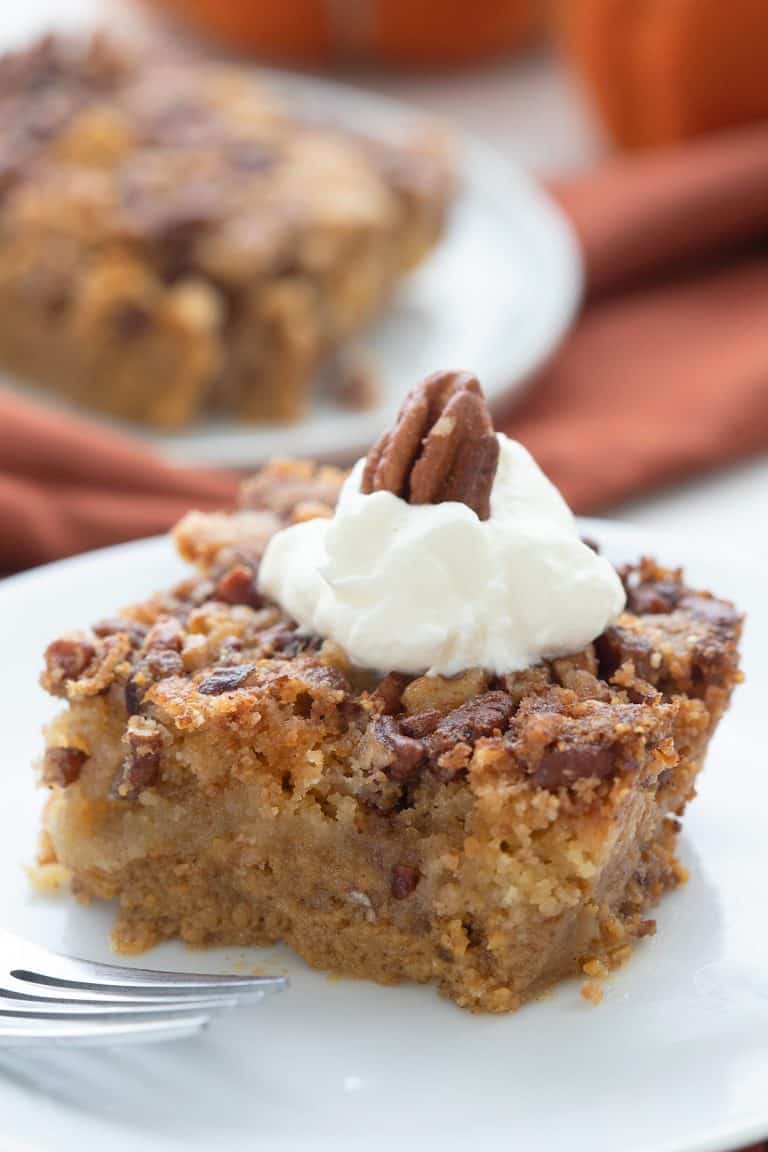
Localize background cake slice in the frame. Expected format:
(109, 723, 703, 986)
(0, 36, 451, 428)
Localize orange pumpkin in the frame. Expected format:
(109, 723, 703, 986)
(150, 0, 537, 67)
(560, 0, 768, 148)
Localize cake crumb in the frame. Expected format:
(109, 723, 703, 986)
(26, 861, 71, 894)
(582, 958, 609, 979)
(581, 980, 603, 1006)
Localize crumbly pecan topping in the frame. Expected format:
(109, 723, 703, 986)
(125, 648, 185, 715)
(65, 633, 133, 700)
(372, 688, 515, 785)
(37, 548, 742, 814)
(93, 617, 148, 644)
(361, 370, 500, 519)
(239, 458, 345, 523)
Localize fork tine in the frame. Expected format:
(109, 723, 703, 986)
(0, 1015, 209, 1047)
(0, 934, 286, 1048)
(2, 934, 286, 1001)
(0, 981, 273, 1008)
(11, 966, 285, 998)
(0, 995, 236, 1019)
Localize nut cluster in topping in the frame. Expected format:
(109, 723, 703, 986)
(361, 370, 500, 520)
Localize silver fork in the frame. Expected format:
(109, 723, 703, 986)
(0, 933, 287, 1047)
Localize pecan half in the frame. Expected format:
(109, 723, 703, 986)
(361, 371, 500, 519)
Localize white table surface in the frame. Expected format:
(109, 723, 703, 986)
(3, 0, 767, 546)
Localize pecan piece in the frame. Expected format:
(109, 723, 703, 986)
(43, 638, 95, 694)
(112, 716, 164, 799)
(198, 663, 255, 695)
(399, 709, 443, 738)
(258, 623, 321, 659)
(370, 672, 409, 715)
(143, 616, 185, 652)
(625, 581, 683, 615)
(680, 593, 741, 629)
(213, 564, 263, 608)
(596, 627, 655, 680)
(425, 691, 514, 764)
(372, 715, 426, 783)
(531, 743, 616, 790)
(402, 668, 487, 714)
(42, 746, 87, 787)
(361, 371, 499, 520)
(390, 864, 420, 900)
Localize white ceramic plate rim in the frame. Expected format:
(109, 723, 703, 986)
(0, 519, 766, 1152)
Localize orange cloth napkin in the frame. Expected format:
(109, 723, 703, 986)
(502, 123, 768, 510)
(3, 123, 768, 573)
(0, 398, 239, 572)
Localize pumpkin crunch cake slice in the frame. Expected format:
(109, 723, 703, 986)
(0, 35, 451, 428)
(36, 373, 743, 1012)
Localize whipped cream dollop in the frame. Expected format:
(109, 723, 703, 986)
(258, 435, 626, 676)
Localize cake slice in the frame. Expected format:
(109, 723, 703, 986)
(36, 379, 742, 1012)
(0, 35, 451, 428)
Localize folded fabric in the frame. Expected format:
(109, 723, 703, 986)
(0, 395, 238, 571)
(500, 123, 768, 510)
(3, 123, 768, 572)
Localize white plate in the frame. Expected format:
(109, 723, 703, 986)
(0, 518, 766, 1152)
(0, 60, 582, 468)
